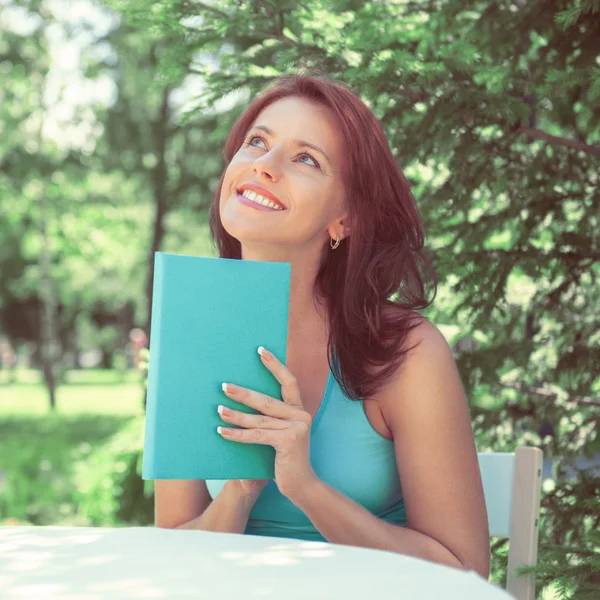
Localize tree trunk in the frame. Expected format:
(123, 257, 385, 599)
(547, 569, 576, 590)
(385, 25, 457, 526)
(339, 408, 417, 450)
(144, 87, 171, 337)
(39, 195, 59, 410)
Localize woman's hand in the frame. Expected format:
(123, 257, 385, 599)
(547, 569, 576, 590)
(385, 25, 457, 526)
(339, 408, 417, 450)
(217, 346, 318, 502)
(229, 479, 269, 500)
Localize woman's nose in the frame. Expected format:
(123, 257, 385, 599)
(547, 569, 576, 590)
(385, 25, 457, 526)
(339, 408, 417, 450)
(252, 155, 280, 181)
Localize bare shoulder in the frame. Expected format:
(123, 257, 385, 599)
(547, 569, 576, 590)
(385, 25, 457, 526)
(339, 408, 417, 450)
(381, 306, 450, 370)
(402, 316, 451, 358)
(376, 312, 460, 425)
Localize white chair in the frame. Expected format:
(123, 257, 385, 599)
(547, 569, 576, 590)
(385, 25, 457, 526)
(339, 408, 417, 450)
(478, 447, 543, 600)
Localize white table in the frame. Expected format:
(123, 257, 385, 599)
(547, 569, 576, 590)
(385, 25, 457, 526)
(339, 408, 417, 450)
(0, 526, 513, 599)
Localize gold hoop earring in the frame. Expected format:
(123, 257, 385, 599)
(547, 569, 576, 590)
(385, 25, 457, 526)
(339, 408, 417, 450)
(330, 233, 341, 250)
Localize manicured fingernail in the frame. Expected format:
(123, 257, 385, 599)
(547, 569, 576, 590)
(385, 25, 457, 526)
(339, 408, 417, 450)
(258, 346, 272, 360)
(217, 405, 229, 416)
(222, 383, 237, 394)
(217, 427, 230, 436)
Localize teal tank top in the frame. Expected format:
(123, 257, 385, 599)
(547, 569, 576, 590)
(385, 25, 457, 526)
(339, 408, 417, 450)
(206, 369, 407, 541)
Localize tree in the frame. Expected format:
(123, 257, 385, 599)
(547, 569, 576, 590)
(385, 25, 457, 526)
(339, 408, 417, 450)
(0, 0, 224, 399)
(1, 0, 63, 407)
(92, 0, 600, 594)
(90, 14, 228, 335)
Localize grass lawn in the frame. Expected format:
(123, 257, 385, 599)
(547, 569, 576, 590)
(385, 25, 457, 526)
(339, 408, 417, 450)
(0, 368, 145, 416)
(0, 369, 145, 526)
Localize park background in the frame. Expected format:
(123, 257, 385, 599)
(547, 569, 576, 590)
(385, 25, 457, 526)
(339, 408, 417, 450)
(0, 0, 598, 598)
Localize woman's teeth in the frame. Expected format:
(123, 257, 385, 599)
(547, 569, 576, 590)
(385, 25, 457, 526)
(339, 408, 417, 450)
(241, 189, 284, 210)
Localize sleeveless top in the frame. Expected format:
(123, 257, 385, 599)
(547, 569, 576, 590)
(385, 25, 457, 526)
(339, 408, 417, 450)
(206, 368, 407, 541)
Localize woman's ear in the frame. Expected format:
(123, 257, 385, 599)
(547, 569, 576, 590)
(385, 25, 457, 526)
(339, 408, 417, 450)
(328, 215, 350, 241)
(340, 217, 350, 240)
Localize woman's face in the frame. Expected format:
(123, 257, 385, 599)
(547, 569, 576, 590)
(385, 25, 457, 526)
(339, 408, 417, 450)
(219, 96, 347, 254)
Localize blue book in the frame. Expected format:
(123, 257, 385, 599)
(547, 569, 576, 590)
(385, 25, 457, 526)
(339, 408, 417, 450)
(142, 252, 291, 480)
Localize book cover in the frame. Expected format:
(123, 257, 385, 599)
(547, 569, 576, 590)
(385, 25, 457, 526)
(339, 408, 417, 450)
(142, 252, 291, 480)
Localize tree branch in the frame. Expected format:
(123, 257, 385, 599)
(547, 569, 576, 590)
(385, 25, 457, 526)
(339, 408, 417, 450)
(397, 89, 430, 103)
(182, 1, 229, 20)
(253, 0, 299, 48)
(254, 31, 298, 47)
(515, 125, 600, 158)
(422, 89, 600, 158)
(457, 248, 600, 263)
(503, 382, 600, 408)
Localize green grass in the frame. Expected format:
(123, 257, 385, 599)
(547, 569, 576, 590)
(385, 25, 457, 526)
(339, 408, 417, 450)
(0, 368, 145, 416)
(0, 369, 146, 526)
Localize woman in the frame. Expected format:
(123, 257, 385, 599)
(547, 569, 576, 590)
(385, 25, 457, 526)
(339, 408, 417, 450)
(155, 74, 490, 578)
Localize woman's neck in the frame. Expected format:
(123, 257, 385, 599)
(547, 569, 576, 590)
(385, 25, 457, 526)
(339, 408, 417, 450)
(240, 241, 329, 354)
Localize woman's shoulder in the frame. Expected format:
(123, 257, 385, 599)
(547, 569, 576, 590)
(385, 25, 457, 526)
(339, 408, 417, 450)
(375, 306, 453, 394)
(367, 307, 451, 436)
(381, 304, 437, 348)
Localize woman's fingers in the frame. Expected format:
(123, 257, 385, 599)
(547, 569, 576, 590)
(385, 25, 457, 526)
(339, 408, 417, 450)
(222, 383, 308, 423)
(218, 405, 286, 430)
(257, 347, 303, 407)
(218, 426, 274, 445)
(218, 420, 310, 448)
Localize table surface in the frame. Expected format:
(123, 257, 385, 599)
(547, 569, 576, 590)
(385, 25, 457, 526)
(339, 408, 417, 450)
(0, 526, 513, 600)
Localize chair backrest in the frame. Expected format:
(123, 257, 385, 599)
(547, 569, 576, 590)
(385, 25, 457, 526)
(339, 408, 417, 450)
(477, 447, 543, 600)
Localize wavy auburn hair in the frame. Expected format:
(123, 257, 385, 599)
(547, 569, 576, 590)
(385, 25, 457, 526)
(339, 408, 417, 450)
(209, 74, 437, 401)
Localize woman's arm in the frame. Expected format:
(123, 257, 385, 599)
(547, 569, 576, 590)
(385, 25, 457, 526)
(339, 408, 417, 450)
(155, 480, 260, 533)
(292, 479, 468, 569)
(288, 321, 490, 578)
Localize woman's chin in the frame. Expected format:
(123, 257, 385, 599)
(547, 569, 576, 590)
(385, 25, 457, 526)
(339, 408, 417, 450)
(222, 222, 273, 246)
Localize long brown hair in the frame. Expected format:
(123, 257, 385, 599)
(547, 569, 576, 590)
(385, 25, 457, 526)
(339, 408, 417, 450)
(209, 74, 437, 401)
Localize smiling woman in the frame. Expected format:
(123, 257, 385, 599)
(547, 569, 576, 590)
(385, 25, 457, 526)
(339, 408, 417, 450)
(154, 74, 490, 579)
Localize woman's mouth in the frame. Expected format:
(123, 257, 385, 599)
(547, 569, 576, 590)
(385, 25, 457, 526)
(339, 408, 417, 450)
(236, 188, 286, 211)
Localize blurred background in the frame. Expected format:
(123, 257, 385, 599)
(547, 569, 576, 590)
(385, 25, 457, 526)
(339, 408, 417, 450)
(0, 0, 598, 597)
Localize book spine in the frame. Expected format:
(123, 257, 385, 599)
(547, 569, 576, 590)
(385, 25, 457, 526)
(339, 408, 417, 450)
(142, 252, 164, 479)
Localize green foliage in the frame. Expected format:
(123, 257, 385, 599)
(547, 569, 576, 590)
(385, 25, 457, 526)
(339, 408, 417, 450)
(524, 477, 600, 599)
(555, 0, 600, 29)
(73, 416, 152, 526)
(0, 412, 136, 525)
(0, 370, 146, 526)
(0, 0, 223, 365)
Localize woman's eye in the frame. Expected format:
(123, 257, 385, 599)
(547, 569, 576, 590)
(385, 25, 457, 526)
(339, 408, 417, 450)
(298, 153, 320, 169)
(247, 135, 266, 149)
(245, 135, 320, 169)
